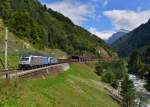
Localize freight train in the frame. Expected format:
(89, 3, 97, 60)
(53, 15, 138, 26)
(19, 55, 97, 70)
(19, 55, 58, 70)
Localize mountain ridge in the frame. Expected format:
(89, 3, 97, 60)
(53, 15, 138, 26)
(107, 29, 128, 45)
(112, 19, 150, 57)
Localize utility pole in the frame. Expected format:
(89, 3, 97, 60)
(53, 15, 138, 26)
(4, 27, 8, 78)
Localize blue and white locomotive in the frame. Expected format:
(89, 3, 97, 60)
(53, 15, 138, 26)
(19, 55, 58, 70)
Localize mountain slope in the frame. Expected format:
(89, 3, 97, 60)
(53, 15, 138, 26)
(0, 0, 109, 56)
(0, 18, 68, 69)
(112, 20, 150, 57)
(107, 29, 128, 45)
(0, 63, 120, 107)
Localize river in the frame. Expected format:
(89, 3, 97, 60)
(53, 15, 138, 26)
(129, 74, 150, 107)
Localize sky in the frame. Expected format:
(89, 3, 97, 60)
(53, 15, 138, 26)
(40, 0, 150, 40)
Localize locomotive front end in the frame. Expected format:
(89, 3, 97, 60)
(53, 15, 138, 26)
(19, 56, 31, 70)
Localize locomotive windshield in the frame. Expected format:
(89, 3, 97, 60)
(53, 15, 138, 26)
(21, 57, 29, 61)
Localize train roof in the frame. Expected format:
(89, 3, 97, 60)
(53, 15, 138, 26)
(21, 55, 57, 59)
(21, 55, 49, 58)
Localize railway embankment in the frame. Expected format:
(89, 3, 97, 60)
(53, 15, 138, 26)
(0, 62, 120, 107)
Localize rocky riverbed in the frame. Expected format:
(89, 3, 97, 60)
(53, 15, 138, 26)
(129, 74, 150, 107)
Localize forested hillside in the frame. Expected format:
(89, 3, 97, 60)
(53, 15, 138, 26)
(112, 19, 150, 57)
(0, 0, 109, 56)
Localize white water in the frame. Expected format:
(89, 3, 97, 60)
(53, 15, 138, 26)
(129, 74, 150, 107)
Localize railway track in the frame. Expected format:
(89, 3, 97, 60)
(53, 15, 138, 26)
(1, 63, 68, 79)
(1, 59, 97, 79)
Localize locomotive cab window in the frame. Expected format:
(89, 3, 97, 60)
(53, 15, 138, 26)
(21, 58, 29, 61)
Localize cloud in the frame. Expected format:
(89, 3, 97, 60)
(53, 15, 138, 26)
(89, 27, 114, 40)
(104, 10, 150, 30)
(44, 0, 96, 25)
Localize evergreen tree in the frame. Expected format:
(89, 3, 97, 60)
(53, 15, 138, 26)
(144, 66, 150, 91)
(145, 47, 150, 57)
(121, 74, 135, 107)
(144, 46, 150, 64)
(43, 4, 47, 11)
(128, 51, 142, 75)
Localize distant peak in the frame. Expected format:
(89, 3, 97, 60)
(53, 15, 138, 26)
(119, 29, 129, 32)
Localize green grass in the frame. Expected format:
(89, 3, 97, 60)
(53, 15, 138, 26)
(0, 54, 20, 69)
(0, 63, 120, 107)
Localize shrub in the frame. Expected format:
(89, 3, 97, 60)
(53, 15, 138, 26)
(101, 71, 116, 84)
(95, 65, 104, 76)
